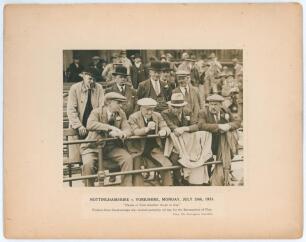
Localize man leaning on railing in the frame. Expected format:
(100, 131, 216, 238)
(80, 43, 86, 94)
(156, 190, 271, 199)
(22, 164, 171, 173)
(80, 92, 133, 187)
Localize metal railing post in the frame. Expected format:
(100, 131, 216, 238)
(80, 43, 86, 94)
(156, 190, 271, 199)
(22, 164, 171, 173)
(97, 142, 105, 186)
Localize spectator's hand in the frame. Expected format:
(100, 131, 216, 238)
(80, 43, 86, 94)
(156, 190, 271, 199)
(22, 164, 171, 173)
(218, 124, 231, 132)
(147, 121, 156, 130)
(174, 127, 185, 136)
(109, 130, 120, 138)
(78, 126, 87, 138)
(109, 125, 121, 133)
(158, 129, 167, 137)
(118, 131, 128, 140)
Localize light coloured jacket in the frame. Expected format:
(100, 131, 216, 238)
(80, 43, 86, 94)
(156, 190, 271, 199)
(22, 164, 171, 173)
(127, 111, 170, 157)
(80, 106, 132, 155)
(67, 81, 104, 129)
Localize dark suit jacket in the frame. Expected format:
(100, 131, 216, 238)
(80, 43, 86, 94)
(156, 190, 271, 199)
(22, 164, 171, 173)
(131, 64, 147, 89)
(198, 106, 241, 155)
(67, 63, 84, 82)
(172, 85, 201, 121)
(105, 83, 137, 118)
(137, 79, 172, 101)
(161, 107, 198, 132)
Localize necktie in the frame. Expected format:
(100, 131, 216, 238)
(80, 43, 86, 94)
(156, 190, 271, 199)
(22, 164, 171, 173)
(185, 87, 188, 96)
(109, 112, 116, 126)
(154, 81, 160, 96)
(82, 89, 93, 127)
(214, 114, 219, 123)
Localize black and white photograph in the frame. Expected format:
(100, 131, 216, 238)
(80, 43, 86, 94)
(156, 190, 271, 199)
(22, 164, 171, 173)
(63, 49, 244, 187)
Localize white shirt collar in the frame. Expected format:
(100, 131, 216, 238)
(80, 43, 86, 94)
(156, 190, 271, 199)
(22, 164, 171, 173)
(151, 78, 160, 85)
(106, 108, 113, 120)
(179, 85, 189, 95)
(116, 83, 124, 92)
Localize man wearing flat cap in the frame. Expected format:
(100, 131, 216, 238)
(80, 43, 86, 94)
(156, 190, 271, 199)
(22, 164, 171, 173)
(80, 92, 133, 187)
(128, 98, 173, 186)
(161, 93, 199, 185)
(105, 65, 137, 118)
(137, 61, 172, 112)
(198, 94, 241, 186)
(67, 68, 105, 164)
(172, 70, 203, 120)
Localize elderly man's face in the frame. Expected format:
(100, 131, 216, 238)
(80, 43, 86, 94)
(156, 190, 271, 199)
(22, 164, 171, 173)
(177, 76, 188, 88)
(108, 100, 123, 113)
(172, 106, 183, 115)
(140, 106, 154, 119)
(208, 101, 222, 114)
(115, 75, 127, 86)
(150, 70, 161, 81)
(82, 73, 95, 89)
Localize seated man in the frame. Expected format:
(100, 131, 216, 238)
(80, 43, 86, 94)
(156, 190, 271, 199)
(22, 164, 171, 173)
(80, 92, 133, 187)
(161, 93, 198, 185)
(128, 98, 173, 186)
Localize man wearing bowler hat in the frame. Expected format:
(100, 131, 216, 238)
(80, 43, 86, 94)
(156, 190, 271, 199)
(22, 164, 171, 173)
(198, 94, 241, 186)
(128, 98, 173, 186)
(80, 92, 133, 187)
(160, 62, 176, 90)
(137, 61, 172, 112)
(106, 65, 137, 118)
(161, 93, 199, 185)
(67, 67, 105, 164)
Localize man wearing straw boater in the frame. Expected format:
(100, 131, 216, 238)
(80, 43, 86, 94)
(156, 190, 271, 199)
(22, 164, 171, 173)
(161, 93, 199, 185)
